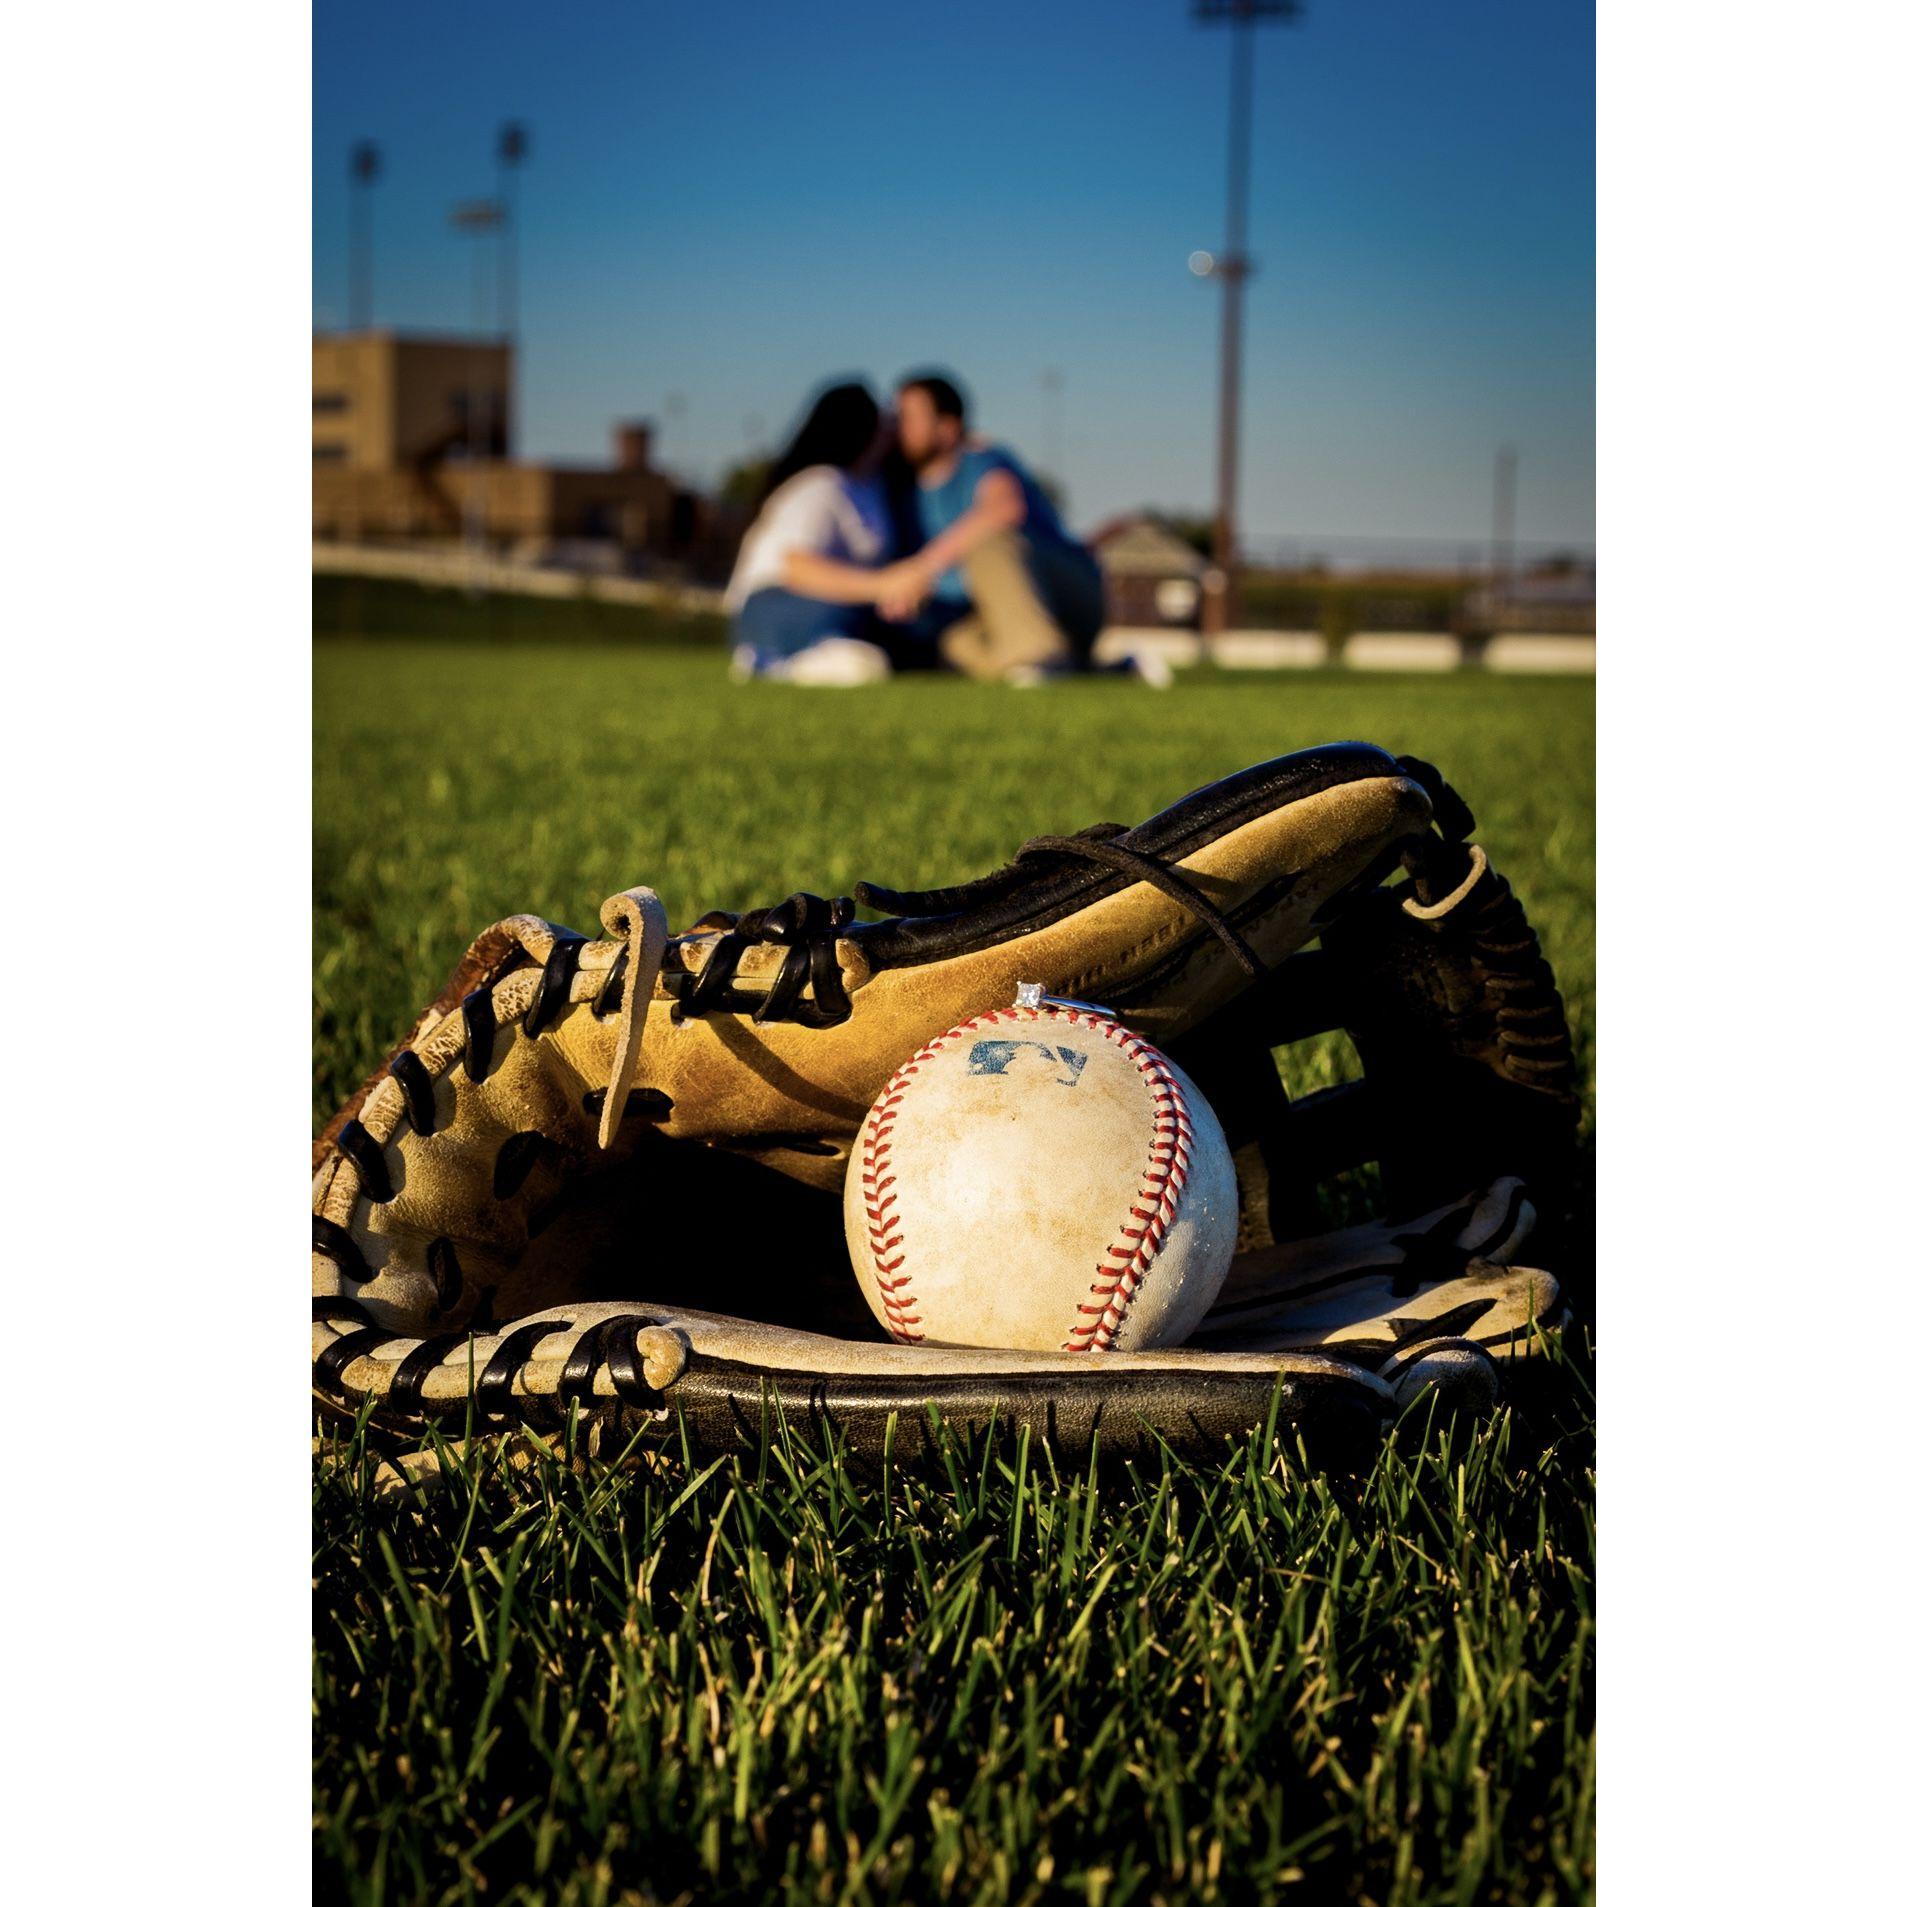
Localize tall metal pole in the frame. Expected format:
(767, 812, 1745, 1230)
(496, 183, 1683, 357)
(496, 122, 528, 455)
(1210, 19, 1254, 636)
(348, 141, 380, 330)
(470, 223, 487, 561)
(452, 199, 505, 567)
(1492, 443, 1519, 595)
(1192, 2, 1302, 638)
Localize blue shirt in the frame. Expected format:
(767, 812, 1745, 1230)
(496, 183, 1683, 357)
(916, 446, 1078, 603)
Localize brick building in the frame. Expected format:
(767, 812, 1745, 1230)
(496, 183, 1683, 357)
(312, 331, 687, 555)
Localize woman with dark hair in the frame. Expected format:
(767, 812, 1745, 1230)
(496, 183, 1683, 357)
(725, 380, 902, 685)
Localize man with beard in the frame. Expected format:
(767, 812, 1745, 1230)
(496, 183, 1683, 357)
(877, 371, 1114, 683)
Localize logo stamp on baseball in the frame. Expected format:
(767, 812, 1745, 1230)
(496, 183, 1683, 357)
(845, 986, 1239, 1352)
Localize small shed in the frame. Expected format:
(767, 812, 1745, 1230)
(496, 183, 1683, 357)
(1088, 515, 1209, 627)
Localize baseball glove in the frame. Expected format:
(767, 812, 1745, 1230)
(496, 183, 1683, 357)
(313, 742, 1577, 1457)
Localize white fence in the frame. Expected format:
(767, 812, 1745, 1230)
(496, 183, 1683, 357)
(1098, 627, 1595, 674)
(314, 545, 1595, 674)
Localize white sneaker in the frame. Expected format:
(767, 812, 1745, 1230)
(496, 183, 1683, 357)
(775, 638, 893, 687)
(1003, 662, 1058, 688)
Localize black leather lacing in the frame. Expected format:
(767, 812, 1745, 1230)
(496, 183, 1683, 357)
(526, 932, 586, 1038)
(860, 825, 1271, 983)
(389, 1050, 436, 1137)
(312, 1294, 383, 1399)
(461, 987, 497, 1082)
(388, 1332, 474, 1413)
(679, 891, 856, 1026)
(559, 1315, 664, 1407)
(1393, 755, 1472, 831)
(591, 943, 630, 1020)
(1018, 833, 1271, 981)
(313, 1306, 399, 1398)
(314, 1215, 370, 1282)
(477, 1319, 570, 1423)
(1378, 760, 1574, 1100)
(492, 1130, 567, 1199)
(1466, 881, 1576, 1092)
(310, 1299, 672, 1423)
(315, 1311, 575, 1423)
(1393, 755, 1479, 906)
(333, 1119, 393, 1204)
(1385, 1297, 1498, 1352)
(581, 1086, 673, 1122)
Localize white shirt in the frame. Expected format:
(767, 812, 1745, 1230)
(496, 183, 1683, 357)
(724, 466, 890, 610)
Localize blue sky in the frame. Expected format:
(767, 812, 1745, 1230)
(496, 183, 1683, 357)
(313, 0, 1593, 556)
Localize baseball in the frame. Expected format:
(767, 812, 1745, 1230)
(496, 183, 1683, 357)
(844, 985, 1238, 1352)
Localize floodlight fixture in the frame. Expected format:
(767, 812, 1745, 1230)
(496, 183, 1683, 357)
(1193, 0, 1301, 18)
(1190, 0, 1304, 635)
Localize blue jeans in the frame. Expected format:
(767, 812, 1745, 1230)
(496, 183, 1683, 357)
(729, 589, 873, 665)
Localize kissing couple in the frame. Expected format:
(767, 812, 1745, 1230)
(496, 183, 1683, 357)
(726, 371, 1164, 687)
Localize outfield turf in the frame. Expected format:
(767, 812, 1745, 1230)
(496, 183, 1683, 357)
(313, 584, 1595, 1905)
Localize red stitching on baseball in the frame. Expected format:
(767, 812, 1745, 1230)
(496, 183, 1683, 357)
(1059, 1020, 1193, 1352)
(857, 1004, 1195, 1352)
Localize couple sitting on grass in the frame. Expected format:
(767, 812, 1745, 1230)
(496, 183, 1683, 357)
(727, 371, 1162, 687)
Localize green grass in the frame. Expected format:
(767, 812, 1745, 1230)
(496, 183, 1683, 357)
(314, 602, 1595, 1904)
(314, 574, 726, 649)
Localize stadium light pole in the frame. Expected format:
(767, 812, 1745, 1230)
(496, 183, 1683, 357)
(496, 122, 529, 455)
(1492, 442, 1519, 605)
(1191, 1, 1302, 638)
(452, 198, 506, 566)
(348, 140, 381, 331)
